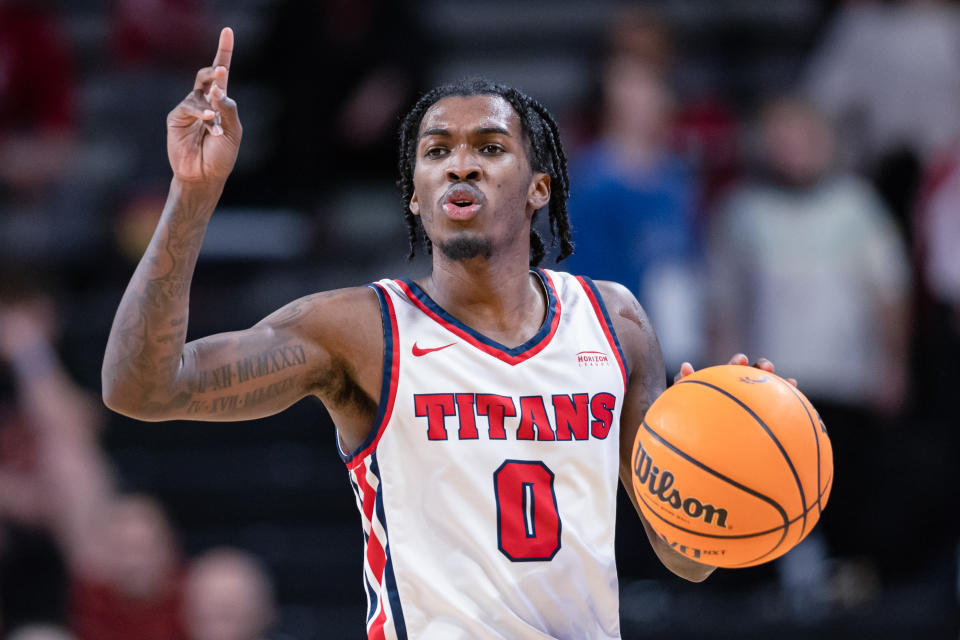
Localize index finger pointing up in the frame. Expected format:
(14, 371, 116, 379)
(212, 27, 234, 92)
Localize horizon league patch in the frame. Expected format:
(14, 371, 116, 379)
(576, 350, 610, 367)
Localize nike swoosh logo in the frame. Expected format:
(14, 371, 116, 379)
(412, 341, 457, 357)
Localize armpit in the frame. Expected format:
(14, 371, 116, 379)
(315, 355, 377, 418)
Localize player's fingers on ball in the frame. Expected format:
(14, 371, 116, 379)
(674, 361, 694, 383)
(728, 353, 748, 366)
(787, 377, 798, 387)
(753, 357, 774, 372)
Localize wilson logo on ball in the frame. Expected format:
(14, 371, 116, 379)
(634, 443, 729, 528)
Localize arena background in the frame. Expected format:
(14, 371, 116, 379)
(1, 0, 958, 638)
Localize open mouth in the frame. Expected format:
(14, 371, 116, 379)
(442, 185, 484, 218)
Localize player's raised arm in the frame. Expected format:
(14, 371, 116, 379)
(101, 29, 375, 425)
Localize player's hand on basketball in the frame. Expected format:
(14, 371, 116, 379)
(674, 354, 798, 387)
(166, 27, 242, 185)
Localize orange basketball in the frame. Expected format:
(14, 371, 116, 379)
(631, 364, 833, 568)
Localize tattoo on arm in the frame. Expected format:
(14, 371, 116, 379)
(103, 185, 219, 413)
(194, 344, 308, 392)
(259, 290, 337, 330)
(186, 374, 299, 416)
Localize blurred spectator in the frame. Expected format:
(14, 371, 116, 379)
(804, 0, 960, 228)
(0, 1, 82, 262)
(673, 96, 741, 220)
(918, 141, 960, 330)
(110, 0, 210, 70)
(0, 288, 71, 634)
(565, 10, 704, 368)
(708, 96, 910, 576)
(247, 0, 422, 205)
(0, 297, 187, 640)
(184, 549, 277, 640)
(0, 0, 75, 197)
(69, 496, 185, 640)
(913, 137, 960, 469)
(805, 0, 960, 168)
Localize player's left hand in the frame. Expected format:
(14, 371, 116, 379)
(674, 353, 798, 387)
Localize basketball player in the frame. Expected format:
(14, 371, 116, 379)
(102, 28, 785, 639)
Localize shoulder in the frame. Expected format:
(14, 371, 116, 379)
(590, 280, 659, 371)
(589, 279, 667, 404)
(556, 272, 637, 318)
(591, 280, 650, 332)
(257, 285, 380, 331)
(257, 285, 384, 363)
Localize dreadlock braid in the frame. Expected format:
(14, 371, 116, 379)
(396, 79, 574, 266)
(527, 97, 574, 263)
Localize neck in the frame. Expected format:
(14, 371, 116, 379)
(420, 245, 546, 347)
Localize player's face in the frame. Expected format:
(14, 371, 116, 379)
(409, 95, 550, 262)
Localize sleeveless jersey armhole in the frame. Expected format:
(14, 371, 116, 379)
(338, 283, 401, 469)
(574, 275, 630, 389)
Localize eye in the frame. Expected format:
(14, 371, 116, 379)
(479, 144, 504, 154)
(424, 146, 448, 158)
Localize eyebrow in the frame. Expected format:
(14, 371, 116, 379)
(419, 126, 513, 139)
(476, 126, 511, 137)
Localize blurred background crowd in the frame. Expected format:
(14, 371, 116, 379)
(0, 0, 958, 638)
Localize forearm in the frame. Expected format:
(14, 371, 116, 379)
(637, 507, 716, 582)
(102, 178, 222, 417)
(621, 468, 716, 583)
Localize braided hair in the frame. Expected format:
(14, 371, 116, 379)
(397, 78, 574, 266)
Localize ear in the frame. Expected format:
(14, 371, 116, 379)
(409, 191, 420, 216)
(527, 172, 551, 213)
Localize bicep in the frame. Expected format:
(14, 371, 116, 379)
(162, 295, 334, 421)
(169, 287, 380, 422)
(167, 325, 321, 420)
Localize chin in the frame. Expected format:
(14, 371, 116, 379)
(436, 234, 493, 261)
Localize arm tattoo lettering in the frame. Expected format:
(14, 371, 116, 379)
(194, 343, 308, 392)
(186, 375, 299, 415)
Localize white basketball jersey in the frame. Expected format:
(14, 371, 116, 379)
(338, 269, 629, 640)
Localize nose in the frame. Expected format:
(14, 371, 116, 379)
(446, 145, 481, 182)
